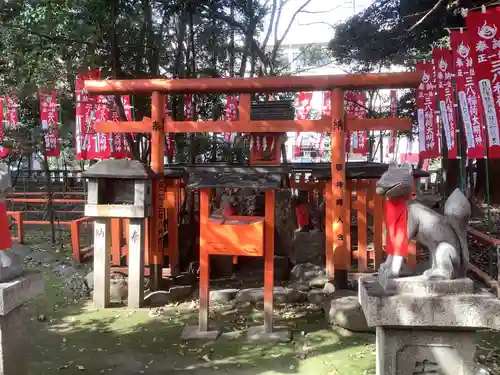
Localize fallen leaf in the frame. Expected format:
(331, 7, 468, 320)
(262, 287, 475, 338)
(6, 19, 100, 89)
(201, 354, 211, 362)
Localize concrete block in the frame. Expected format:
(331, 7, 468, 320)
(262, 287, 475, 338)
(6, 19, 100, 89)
(93, 219, 111, 309)
(0, 272, 44, 375)
(127, 219, 145, 309)
(0, 271, 44, 315)
(246, 326, 292, 343)
(375, 327, 477, 375)
(180, 325, 221, 341)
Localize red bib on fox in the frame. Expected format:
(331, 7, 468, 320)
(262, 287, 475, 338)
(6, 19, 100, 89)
(384, 197, 410, 257)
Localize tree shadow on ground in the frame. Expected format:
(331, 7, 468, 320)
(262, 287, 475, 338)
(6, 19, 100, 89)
(27, 273, 376, 375)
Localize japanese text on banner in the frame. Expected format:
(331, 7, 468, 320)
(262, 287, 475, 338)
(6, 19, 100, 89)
(433, 48, 458, 158)
(0, 99, 6, 158)
(110, 95, 132, 159)
(450, 30, 486, 159)
(295, 92, 312, 157)
(346, 91, 369, 156)
(465, 8, 500, 158)
(319, 91, 331, 157)
(40, 91, 60, 157)
(416, 61, 440, 159)
(223, 96, 239, 144)
(388, 90, 397, 154)
(75, 69, 100, 160)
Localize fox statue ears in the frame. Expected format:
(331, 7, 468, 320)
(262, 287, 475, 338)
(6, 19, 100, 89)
(387, 162, 414, 175)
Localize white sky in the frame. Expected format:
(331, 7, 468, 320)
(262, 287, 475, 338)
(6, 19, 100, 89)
(261, 0, 374, 46)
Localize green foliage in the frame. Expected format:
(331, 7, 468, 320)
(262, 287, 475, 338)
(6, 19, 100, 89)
(0, 0, 292, 164)
(328, 0, 489, 70)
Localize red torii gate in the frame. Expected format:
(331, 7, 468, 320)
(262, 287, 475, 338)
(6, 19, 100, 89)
(85, 72, 421, 289)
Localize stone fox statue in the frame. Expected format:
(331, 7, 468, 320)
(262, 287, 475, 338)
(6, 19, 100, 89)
(375, 163, 471, 280)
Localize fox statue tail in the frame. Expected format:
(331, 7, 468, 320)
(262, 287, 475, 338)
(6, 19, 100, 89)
(443, 188, 471, 277)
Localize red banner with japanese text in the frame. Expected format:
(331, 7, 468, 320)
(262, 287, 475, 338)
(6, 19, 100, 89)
(184, 95, 192, 120)
(465, 8, 500, 158)
(295, 92, 312, 157)
(39, 91, 60, 157)
(450, 30, 486, 159)
(416, 62, 440, 159)
(347, 91, 369, 155)
(319, 91, 331, 157)
(388, 90, 397, 154)
(0, 99, 6, 158)
(0, 95, 21, 157)
(93, 95, 113, 159)
(110, 95, 132, 159)
(433, 48, 458, 159)
(163, 102, 174, 159)
(223, 96, 239, 144)
(75, 69, 100, 160)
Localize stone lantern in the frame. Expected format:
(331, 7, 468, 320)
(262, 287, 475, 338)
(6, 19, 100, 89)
(83, 159, 156, 309)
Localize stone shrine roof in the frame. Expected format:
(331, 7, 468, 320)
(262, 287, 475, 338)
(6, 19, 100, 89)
(83, 160, 157, 180)
(186, 166, 285, 189)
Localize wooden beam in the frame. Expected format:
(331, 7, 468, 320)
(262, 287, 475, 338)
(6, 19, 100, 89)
(96, 118, 153, 133)
(162, 118, 411, 134)
(85, 72, 423, 95)
(347, 118, 412, 132)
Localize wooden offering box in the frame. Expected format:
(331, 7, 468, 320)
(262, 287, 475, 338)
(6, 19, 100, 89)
(204, 216, 264, 257)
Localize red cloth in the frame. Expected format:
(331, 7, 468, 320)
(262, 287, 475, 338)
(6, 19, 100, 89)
(223, 204, 237, 219)
(0, 202, 12, 250)
(384, 197, 410, 257)
(295, 204, 309, 228)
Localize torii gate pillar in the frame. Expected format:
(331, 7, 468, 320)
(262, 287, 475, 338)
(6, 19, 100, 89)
(149, 91, 166, 289)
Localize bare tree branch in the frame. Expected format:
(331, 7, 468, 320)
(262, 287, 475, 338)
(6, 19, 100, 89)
(261, 0, 278, 49)
(275, 0, 313, 50)
(406, 0, 445, 32)
(273, 0, 285, 47)
(300, 5, 341, 14)
(297, 21, 335, 28)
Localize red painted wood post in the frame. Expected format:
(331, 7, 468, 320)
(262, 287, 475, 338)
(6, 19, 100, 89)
(111, 218, 121, 266)
(198, 188, 210, 332)
(150, 91, 166, 289)
(357, 186, 368, 271)
(264, 190, 275, 333)
(328, 88, 348, 288)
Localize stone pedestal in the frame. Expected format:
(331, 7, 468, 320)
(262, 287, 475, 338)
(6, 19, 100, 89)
(0, 271, 44, 375)
(359, 276, 500, 375)
(127, 219, 145, 309)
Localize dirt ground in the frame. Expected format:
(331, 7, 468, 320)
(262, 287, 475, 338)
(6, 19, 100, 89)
(15, 229, 500, 375)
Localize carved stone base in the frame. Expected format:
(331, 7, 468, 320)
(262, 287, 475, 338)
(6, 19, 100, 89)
(359, 276, 500, 375)
(375, 327, 476, 375)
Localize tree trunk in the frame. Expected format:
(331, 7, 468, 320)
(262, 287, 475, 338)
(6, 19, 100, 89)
(475, 159, 500, 204)
(41, 134, 56, 244)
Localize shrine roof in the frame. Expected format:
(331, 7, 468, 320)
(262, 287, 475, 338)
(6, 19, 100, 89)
(83, 160, 157, 180)
(302, 162, 429, 180)
(185, 165, 285, 189)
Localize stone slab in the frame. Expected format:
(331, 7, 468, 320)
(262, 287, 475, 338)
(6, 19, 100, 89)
(0, 272, 44, 316)
(180, 325, 221, 341)
(376, 327, 477, 375)
(246, 326, 292, 343)
(378, 275, 474, 295)
(0, 306, 31, 375)
(359, 277, 500, 329)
